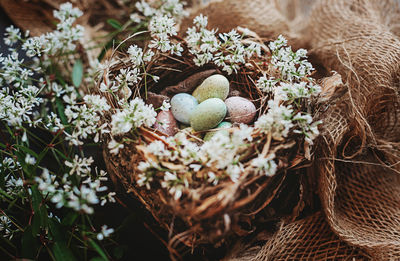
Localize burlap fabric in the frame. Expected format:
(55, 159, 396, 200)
(185, 0, 400, 259)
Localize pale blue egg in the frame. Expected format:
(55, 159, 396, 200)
(171, 93, 198, 124)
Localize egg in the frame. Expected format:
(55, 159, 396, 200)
(192, 74, 230, 103)
(170, 93, 198, 124)
(154, 110, 178, 136)
(190, 98, 227, 131)
(203, 121, 232, 141)
(225, 97, 256, 124)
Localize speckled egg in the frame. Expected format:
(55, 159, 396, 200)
(190, 98, 227, 131)
(225, 97, 256, 124)
(170, 93, 198, 124)
(154, 110, 178, 136)
(192, 74, 230, 103)
(204, 121, 232, 141)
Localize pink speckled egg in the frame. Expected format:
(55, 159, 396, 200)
(154, 110, 178, 136)
(225, 97, 256, 124)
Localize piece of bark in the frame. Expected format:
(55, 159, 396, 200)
(160, 69, 217, 96)
(0, 0, 55, 36)
(146, 92, 170, 109)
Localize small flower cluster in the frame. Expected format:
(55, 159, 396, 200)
(255, 100, 294, 140)
(129, 0, 187, 57)
(0, 52, 41, 126)
(111, 97, 157, 135)
(132, 0, 188, 24)
(0, 215, 13, 239)
(186, 14, 262, 74)
(64, 93, 111, 146)
(2, 158, 24, 197)
(35, 157, 116, 214)
(21, 3, 84, 57)
(275, 81, 321, 102)
(149, 15, 183, 55)
(254, 35, 321, 143)
(268, 35, 314, 82)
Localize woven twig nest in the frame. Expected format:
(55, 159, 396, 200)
(97, 17, 322, 257)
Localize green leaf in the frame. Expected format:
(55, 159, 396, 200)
(113, 245, 127, 259)
(21, 226, 39, 259)
(107, 19, 122, 30)
(14, 150, 29, 176)
(55, 97, 67, 125)
(48, 219, 77, 261)
(31, 186, 42, 215)
(31, 186, 48, 228)
(72, 59, 83, 88)
(61, 212, 78, 226)
(31, 214, 41, 236)
(55, 69, 66, 86)
(7, 197, 18, 210)
(88, 239, 109, 261)
(91, 257, 107, 261)
(53, 242, 77, 261)
(53, 148, 70, 162)
(14, 144, 38, 158)
(35, 147, 50, 167)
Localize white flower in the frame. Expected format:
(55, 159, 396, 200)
(251, 154, 277, 176)
(127, 45, 144, 66)
(186, 15, 260, 74)
(207, 171, 219, 185)
(115, 68, 141, 87)
(161, 171, 184, 200)
(255, 100, 293, 140)
(54, 3, 83, 20)
(22, 3, 84, 57)
(148, 15, 181, 54)
(5, 175, 24, 196)
(257, 76, 278, 93)
(25, 154, 36, 165)
(35, 168, 59, 194)
(97, 225, 114, 240)
(269, 35, 314, 82)
(269, 35, 287, 51)
(137, 172, 153, 190)
(226, 164, 243, 182)
(293, 113, 321, 144)
(64, 155, 94, 176)
(232, 124, 253, 144)
(0, 215, 13, 239)
(135, 0, 188, 20)
(275, 82, 321, 101)
(101, 192, 116, 206)
(108, 139, 124, 155)
(135, 0, 155, 17)
(83, 94, 111, 112)
(130, 13, 142, 23)
(160, 100, 171, 111)
(193, 14, 208, 27)
(111, 97, 156, 135)
(4, 25, 21, 46)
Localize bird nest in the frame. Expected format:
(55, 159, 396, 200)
(96, 20, 323, 257)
